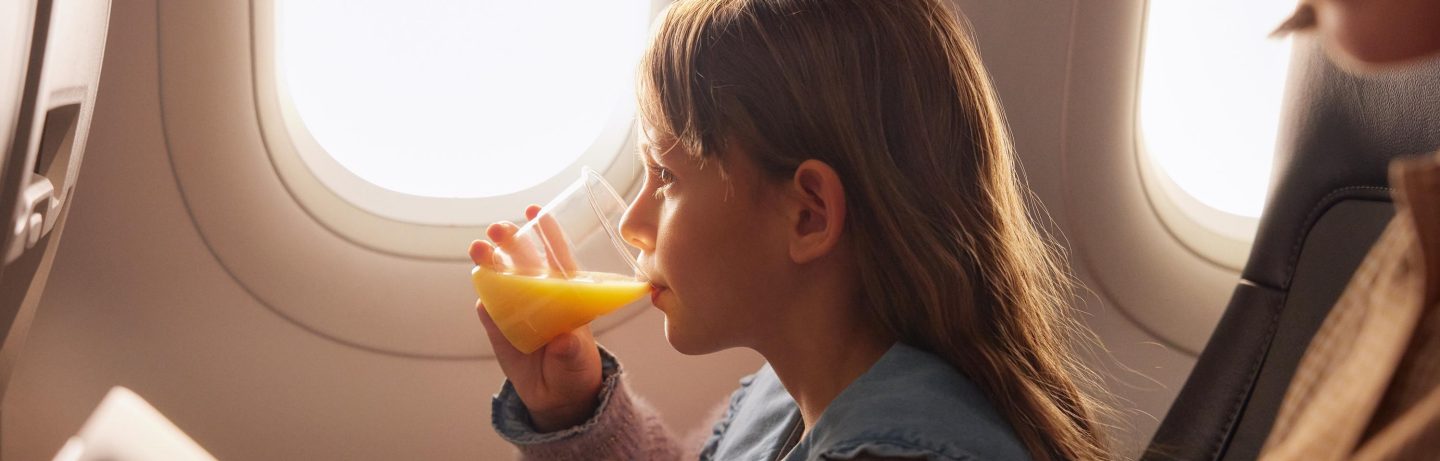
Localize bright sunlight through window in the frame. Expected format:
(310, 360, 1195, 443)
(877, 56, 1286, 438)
(276, 1, 652, 198)
(1140, 1, 1295, 218)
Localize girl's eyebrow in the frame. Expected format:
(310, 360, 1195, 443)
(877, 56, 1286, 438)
(637, 141, 667, 166)
(636, 141, 653, 162)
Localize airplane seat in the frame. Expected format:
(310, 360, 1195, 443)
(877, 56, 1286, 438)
(0, 0, 112, 442)
(1143, 41, 1440, 460)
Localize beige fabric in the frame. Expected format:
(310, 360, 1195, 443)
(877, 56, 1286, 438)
(1261, 151, 1440, 461)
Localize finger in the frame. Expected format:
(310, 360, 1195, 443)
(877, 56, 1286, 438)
(486, 221, 517, 243)
(529, 205, 579, 275)
(544, 331, 596, 376)
(546, 332, 580, 361)
(571, 323, 596, 344)
(488, 221, 546, 275)
(469, 240, 496, 267)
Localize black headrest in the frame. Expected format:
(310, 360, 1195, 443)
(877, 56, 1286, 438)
(1145, 40, 1440, 461)
(1245, 40, 1440, 290)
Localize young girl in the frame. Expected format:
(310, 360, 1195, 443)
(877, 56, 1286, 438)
(469, 0, 1111, 459)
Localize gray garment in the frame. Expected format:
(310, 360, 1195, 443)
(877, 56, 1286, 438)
(699, 343, 1032, 461)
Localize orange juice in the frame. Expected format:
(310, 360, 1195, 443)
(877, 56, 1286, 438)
(472, 266, 649, 353)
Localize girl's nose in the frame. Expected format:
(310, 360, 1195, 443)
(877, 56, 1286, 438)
(618, 196, 656, 253)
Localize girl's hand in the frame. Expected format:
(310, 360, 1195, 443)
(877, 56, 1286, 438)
(471, 205, 603, 433)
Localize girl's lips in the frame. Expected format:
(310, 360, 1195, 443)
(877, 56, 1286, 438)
(649, 285, 667, 307)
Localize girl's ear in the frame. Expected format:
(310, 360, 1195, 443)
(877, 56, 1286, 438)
(787, 159, 847, 264)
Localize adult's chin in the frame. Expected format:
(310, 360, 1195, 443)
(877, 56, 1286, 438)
(1319, 1, 1440, 69)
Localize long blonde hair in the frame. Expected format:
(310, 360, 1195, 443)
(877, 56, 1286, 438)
(639, 0, 1111, 459)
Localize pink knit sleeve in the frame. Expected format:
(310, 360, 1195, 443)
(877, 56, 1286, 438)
(491, 347, 685, 460)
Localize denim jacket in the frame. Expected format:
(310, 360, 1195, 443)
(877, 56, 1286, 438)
(699, 343, 1031, 461)
(492, 343, 1031, 460)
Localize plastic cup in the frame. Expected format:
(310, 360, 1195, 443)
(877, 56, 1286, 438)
(471, 167, 648, 354)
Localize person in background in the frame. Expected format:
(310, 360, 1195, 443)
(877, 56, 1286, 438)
(469, 0, 1114, 459)
(1261, 1, 1440, 459)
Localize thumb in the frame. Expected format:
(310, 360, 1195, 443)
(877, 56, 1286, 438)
(544, 332, 602, 385)
(548, 333, 586, 369)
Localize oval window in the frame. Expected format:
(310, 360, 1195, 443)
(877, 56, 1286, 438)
(1139, 0, 1295, 220)
(275, 0, 653, 199)
(1137, 0, 1296, 268)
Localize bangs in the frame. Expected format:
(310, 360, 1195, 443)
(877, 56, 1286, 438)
(636, 0, 737, 160)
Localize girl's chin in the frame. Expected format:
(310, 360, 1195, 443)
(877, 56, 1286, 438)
(662, 316, 725, 356)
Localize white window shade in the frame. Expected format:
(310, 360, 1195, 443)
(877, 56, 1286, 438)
(1139, 0, 1294, 220)
(274, 0, 652, 203)
(1137, 0, 1296, 268)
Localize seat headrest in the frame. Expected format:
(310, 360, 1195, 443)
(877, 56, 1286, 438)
(1245, 40, 1440, 288)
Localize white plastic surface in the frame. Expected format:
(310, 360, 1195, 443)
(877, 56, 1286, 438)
(50, 387, 216, 461)
(0, 0, 37, 184)
(6, 0, 110, 264)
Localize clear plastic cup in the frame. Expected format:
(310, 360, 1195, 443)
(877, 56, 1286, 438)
(471, 167, 648, 353)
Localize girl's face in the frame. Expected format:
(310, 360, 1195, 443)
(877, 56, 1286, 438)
(618, 129, 794, 355)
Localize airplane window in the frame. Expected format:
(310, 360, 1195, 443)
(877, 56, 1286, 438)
(275, 1, 651, 199)
(1139, 1, 1295, 219)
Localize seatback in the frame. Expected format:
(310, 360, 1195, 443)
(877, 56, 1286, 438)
(1143, 41, 1440, 460)
(0, 0, 112, 422)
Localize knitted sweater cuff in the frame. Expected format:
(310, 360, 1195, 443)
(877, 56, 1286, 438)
(491, 345, 680, 460)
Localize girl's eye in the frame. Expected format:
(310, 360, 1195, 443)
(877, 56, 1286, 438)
(654, 166, 675, 184)
(647, 164, 676, 197)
